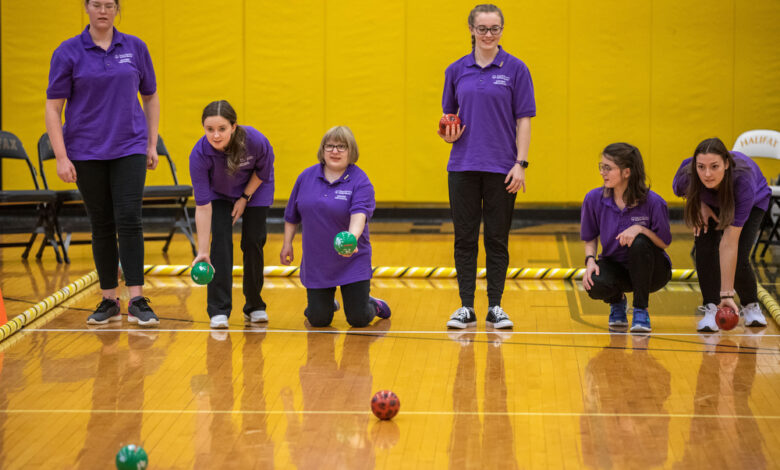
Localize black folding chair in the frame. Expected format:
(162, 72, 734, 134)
(37, 133, 197, 260)
(0, 130, 64, 263)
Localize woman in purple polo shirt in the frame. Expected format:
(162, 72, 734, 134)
(581, 143, 672, 333)
(673, 137, 771, 331)
(45, 0, 160, 326)
(280, 126, 390, 328)
(189, 100, 275, 329)
(438, 4, 535, 330)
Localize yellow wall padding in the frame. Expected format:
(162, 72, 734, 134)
(3, 1, 780, 203)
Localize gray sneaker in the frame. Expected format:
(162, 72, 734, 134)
(244, 310, 269, 323)
(127, 297, 159, 327)
(86, 298, 121, 325)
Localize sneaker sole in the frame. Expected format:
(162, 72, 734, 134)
(487, 320, 513, 329)
(447, 320, 477, 329)
(697, 325, 719, 333)
(608, 320, 629, 327)
(210, 323, 229, 329)
(745, 320, 767, 328)
(630, 325, 652, 333)
(86, 314, 122, 325)
(128, 316, 160, 327)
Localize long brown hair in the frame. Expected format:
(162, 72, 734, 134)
(201, 100, 247, 175)
(683, 137, 736, 230)
(468, 4, 504, 49)
(601, 142, 649, 207)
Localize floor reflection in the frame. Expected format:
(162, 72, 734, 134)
(283, 323, 390, 469)
(674, 333, 766, 469)
(448, 331, 518, 469)
(580, 334, 671, 469)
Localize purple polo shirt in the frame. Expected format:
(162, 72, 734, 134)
(442, 46, 536, 174)
(47, 27, 156, 161)
(284, 164, 375, 289)
(189, 126, 275, 207)
(672, 151, 770, 227)
(581, 188, 672, 266)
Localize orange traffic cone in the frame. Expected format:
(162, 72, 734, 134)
(0, 287, 7, 326)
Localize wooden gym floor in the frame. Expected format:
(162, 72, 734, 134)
(1, 223, 779, 469)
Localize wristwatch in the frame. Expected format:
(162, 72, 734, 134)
(585, 255, 596, 264)
(514, 160, 529, 169)
(241, 192, 251, 202)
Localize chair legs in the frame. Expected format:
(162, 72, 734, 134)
(753, 197, 780, 259)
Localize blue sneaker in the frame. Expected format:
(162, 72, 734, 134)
(370, 297, 391, 319)
(608, 296, 628, 327)
(630, 308, 651, 333)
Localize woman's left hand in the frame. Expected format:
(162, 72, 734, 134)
(146, 146, 159, 170)
(232, 198, 247, 225)
(504, 165, 526, 194)
(718, 297, 739, 315)
(616, 224, 644, 247)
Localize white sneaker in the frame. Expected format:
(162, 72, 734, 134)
(210, 314, 229, 329)
(244, 310, 269, 323)
(742, 302, 768, 327)
(696, 303, 719, 332)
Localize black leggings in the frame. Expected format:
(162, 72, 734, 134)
(73, 155, 146, 289)
(694, 207, 764, 306)
(207, 200, 267, 318)
(448, 171, 517, 307)
(586, 234, 671, 309)
(305, 279, 376, 327)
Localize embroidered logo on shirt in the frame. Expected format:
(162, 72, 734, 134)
(239, 155, 254, 167)
(631, 215, 649, 226)
(492, 74, 510, 86)
(334, 189, 352, 201)
(115, 52, 134, 64)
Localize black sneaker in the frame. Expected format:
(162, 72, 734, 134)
(86, 298, 121, 325)
(486, 305, 513, 329)
(127, 296, 159, 327)
(446, 307, 477, 329)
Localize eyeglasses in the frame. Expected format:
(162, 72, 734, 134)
(474, 25, 503, 36)
(324, 144, 348, 153)
(598, 163, 617, 173)
(88, 2, 116, 10)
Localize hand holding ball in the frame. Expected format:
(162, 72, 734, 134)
(439, 114, 461, 133)
(334, 231, 357, 255)
(716, 306, 739, 331)
(191, 262, 214, 285)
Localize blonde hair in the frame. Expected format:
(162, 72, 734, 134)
(317, 126, 359, 164)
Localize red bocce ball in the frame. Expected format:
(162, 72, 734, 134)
(439, 114, 461, 133)
(371, 390, 400, 420)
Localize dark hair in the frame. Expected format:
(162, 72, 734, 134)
(601, 142, 649, 207)
(317, 126, 359, 165)
(468, 4, 504, 48)
(683, 137, 736, 230)
(201, 100, 247, 175)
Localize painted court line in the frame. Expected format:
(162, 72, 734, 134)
(1, 408, 779, 420)
(27, 328, 780, 337)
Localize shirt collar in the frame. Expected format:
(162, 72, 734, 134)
(317, 163, 353, 184)
(80, 26, 124, 51)
(465, 45, 507, 69)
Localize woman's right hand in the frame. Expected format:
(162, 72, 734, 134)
(192, 252, 212, 268)
(280, 244, 294, 265)
(56, 158, 77, 183)
(695, 202, 719, 236)
(583, 258, 599, 290)
(437, 120, 466, 143)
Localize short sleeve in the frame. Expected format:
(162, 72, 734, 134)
(732, 171, 756, 227)
(137, 41, 156, 96)
(284, 173, 304, 224)
(350, 175, 375, 219)
(253, 135, 274, 182)
(513, 63, 536, 119)
(442, 64, 459, 115)
(580, 191, 600, 242)
(46, 47, 73, 99)
(189, 144, 214, 206)
(672, 158, 692, 198)
(649, 196, 672, 246)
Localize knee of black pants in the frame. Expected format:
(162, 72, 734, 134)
(346, 314, 372, 328)
(694, 223, 720, 254)
(306, 308, 334, 327)
(586, 275, 620, 303)
(91, 219, 117, 239)
(628, 234, 652, 262)
(114, 205, 143, 235)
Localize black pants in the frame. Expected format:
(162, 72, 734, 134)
(207, 200, 267, 318)
(73, 155, 146, 289)
(695, 206, 764, 306)
(305, 279, 375, 327)
(587, 234, 671, 309)
(448, 171, 517, 308)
